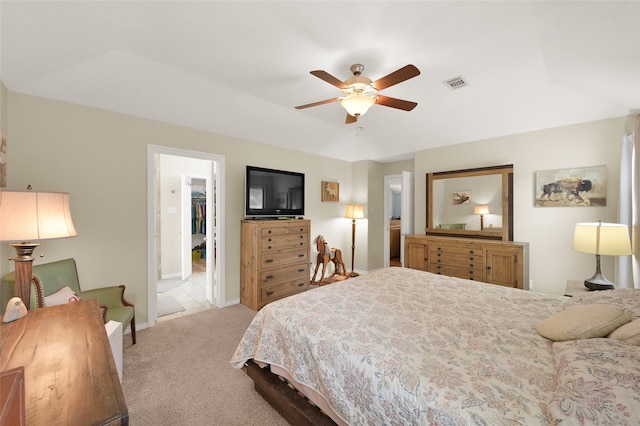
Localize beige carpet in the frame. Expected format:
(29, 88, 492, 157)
(122, 304, 289, 425)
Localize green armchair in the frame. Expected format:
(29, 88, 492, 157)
(2, 258, 136, 344)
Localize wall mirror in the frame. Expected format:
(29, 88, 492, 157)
(426, 164, 513, 241)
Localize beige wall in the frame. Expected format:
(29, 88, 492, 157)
(2, 92, 356, 324)
(414, 115, 635, 295)
(1, 87, 633, 322)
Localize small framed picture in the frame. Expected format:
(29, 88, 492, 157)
(452, 191, 471, 205)
(321, 181, 339, 202)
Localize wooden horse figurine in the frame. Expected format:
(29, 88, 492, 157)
(311, 234, 347, 285)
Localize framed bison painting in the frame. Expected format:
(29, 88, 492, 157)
(535, 165, 606, 207)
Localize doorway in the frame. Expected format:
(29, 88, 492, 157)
(147, 145, 225, 327)
(383, 171, 414, 268)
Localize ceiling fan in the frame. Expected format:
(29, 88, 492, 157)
(295, 63, 420, 124)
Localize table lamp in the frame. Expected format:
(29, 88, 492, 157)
(474, 205, 490, 230)
(0, 189, 77, 308)
(573, 221, 632, 290)
(344, 203, 365, 277)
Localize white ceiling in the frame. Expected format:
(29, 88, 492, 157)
(1, 1, 638, 163)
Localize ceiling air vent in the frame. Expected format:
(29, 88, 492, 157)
(443, 75, 469, 90)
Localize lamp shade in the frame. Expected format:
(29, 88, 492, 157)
(0, 190, 78, 242)
(340, 94, 375, 117)
(344, 203, 365, 220)
(573, 222, 632, 256)
(474, 205, 490, 215)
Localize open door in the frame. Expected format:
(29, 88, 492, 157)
(400, 171, 415, 266)
(181, 174, 193, 280)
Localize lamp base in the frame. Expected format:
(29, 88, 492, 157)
(583, 254, 616, 291)
(584, 275, 615, 291)
(348, 271, 360, 278)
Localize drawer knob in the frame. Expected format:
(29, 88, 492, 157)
(469, 263, 474, 267)
(469, 270, 474, 274)
(437, 247, 442, 251)
(297, 282, 304, 287)
(266, 291, 274, 296)
(268, 246, 272, 250)
(268, 230, 272, 234)
(268, 238, 272, 242)
(266, 275, 274, 280)
(298, 254, 304, 258)
(266, 259, 274, 263)
(298, 268, 304, 272)
(469, 250, 474, 254)
(487, 266, 492, 270)
(437, 253, 441, 257)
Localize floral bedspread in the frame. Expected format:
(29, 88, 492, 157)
(230, 268, 637, 425)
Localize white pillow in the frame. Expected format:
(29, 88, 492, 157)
(608, 318, 640, 345)
(536, 304, 631, 341)
(44, 286, 82, 307)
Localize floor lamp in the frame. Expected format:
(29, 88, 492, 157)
(344, 203, 365, 277)
(0, 189, 77, 309)
(573, 221, 632, 290)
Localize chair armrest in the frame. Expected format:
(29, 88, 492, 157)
(81, 286, 128, 309)
(99, 305, 108, 323)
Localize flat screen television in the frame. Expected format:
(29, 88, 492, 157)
(245, 165, 305, 218)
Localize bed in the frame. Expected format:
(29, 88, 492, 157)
(231, 267, 640, 425)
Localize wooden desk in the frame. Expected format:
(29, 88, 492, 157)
(0, 300, 128, 425)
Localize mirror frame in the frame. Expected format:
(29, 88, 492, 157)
(426, 164, 513, 241)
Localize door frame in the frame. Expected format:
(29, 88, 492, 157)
(147, 145, 225, 327)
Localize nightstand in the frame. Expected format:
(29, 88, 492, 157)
(564, 280, 590, 297)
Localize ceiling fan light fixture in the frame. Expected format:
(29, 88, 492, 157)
(340, 93, 376, 117)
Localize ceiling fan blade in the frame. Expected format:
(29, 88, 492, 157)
(371, 64, 420, 91)
(376, 95, 418, 111)
(345, 113, 358, 124)
(295, 97, 340, 109)
(310, 70, 350, 89)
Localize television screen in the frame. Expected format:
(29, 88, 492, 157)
(245, 166, 305, 217)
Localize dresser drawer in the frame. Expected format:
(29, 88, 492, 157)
(261, 279, 309, 306)
(260, 263, 309, 286)
(261, 223, 310, 237)
(261, 248, 308, 269)
(431, 251, 484, 269)
(431, 245, 484, 256)
(262, 232, 309, 251)
(430, 264, 484, 281)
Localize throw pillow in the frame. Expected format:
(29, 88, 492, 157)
(44, 286, 82, 307)
(536, 304, 631, 341)
(608, 318, 640, 345)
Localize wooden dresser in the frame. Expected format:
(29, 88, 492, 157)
(405, 235, 529, 290)
(0, 300, 128, 425)
(241, 219, 310, 310)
